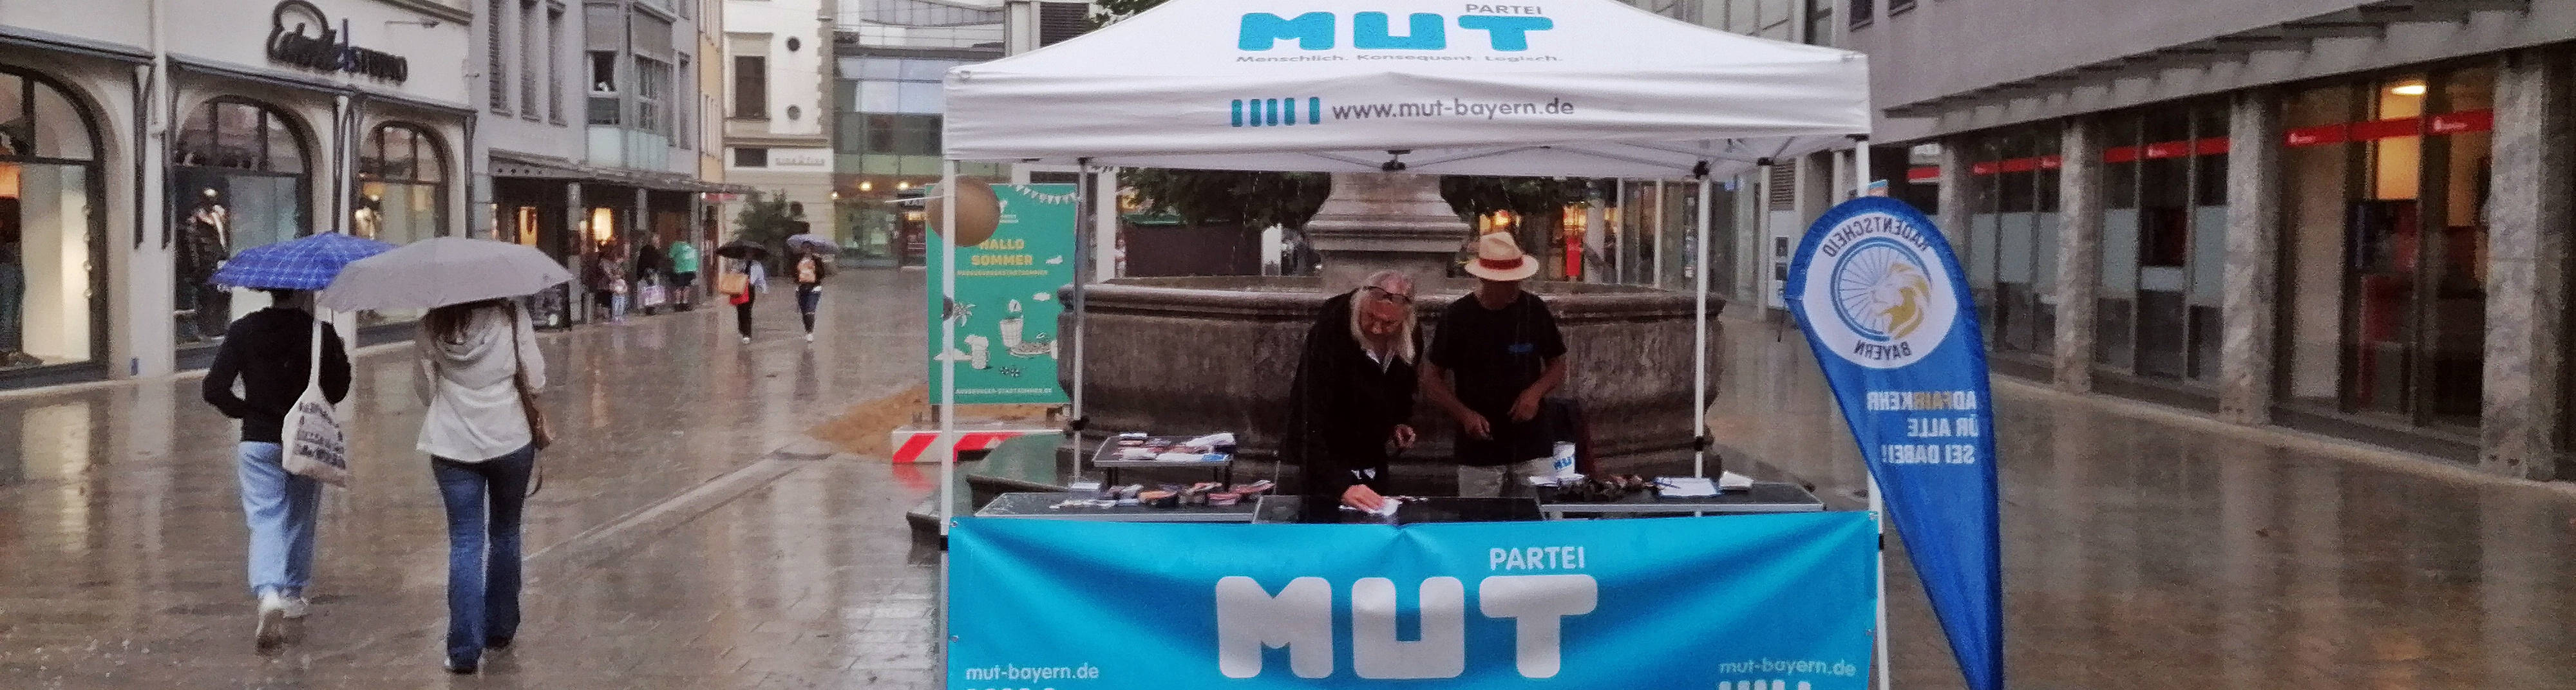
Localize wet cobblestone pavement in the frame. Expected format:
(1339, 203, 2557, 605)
(5, 271, 2574, 689)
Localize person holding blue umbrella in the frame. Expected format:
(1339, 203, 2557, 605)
(200, 231, 392, 651)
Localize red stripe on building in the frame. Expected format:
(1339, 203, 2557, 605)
(1969, 161, 1998, 175)
(2038, 154, 2063, 170)
(2351, 117, 2421, 140)
(1908, 165, 1941, 182)
(2104, 146, 2139, 163)
(2193, 137, 2230, 155)
(2286, 124, 2347, 147)
(2143, 141, 2190, 159)
(1999, 157, 2039, 173)
(2429, 109, 2493, 135)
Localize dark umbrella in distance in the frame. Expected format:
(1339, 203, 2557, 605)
(715, 240, 769, 261)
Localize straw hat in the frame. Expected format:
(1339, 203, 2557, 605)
(1462, 232, 1539, 281)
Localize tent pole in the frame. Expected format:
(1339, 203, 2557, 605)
(1855, 138, 1873, 200)
(1612, 179, 1625, 284)
(1651, 180, 1666, 287)
(1692, 174, 1712, 478)
(1071, 159, 1092, 433)
(1850, 136, 1891, 690)
(939, 160, 960, 537)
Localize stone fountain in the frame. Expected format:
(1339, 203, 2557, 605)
(1059, 172, 1719, 487)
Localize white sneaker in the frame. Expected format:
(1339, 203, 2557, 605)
(281, 595, 310, 619)
(804, 333, 814, 342)
(740, 336, 752, 344)
(254, 592, 289, 649)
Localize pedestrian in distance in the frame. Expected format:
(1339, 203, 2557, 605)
(791, 246, 833, 342)
(415, 299, 547, 674)
(588, 243, 627, 324)
(723, 255, 769, 344)
(668, 238, 701, 311)
(202, 288, 350, 651)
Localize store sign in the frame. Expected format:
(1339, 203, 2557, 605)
(948, 513, 1877, 689)
(1784, 198, 2002, 690)
(267, 1, 410, 83)
(925, 183, 1077, 404)
(764, 149, 833, 170)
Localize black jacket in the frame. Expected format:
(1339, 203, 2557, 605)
(203, 308, 352, 443)
(1283, 292, 1417, 497)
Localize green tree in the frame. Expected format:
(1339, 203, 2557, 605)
(732, 191, 805, 266)
(1124, 168, 1332, 230)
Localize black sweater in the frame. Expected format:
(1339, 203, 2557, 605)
(203, 308, 352, 443)
(1283, 292, 1419, 497)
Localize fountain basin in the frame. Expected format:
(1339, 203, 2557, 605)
(1059, 276, 1721, 483)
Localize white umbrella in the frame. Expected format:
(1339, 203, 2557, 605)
(322, 236, 574, 311)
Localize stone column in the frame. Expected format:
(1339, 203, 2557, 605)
(2480, 50, 2573, 481)
(1302, 172, 1472, 292)
(2219, 91, 2285, 424)
(2053, 118, 2105, 393)
(1935, 140, 1971, 259)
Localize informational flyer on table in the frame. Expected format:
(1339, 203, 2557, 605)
(925, 183, 1077, 404)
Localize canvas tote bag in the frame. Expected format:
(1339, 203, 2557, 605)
(279, 317, 351, 486)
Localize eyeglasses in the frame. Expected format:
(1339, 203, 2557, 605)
(1361, 285, 1413, 304)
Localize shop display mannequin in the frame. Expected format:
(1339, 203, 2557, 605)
(176, 188, 232, 340)
(0, 225, 30, 367)
(352, 194, 382, 239)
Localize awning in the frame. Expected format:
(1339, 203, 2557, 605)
(490, 151, 753, 194)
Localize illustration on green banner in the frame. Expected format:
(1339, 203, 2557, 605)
(925, 183, 1077, 404)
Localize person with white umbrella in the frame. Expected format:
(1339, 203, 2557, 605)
(325, 237, 567, 674)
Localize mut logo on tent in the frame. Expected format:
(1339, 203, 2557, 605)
(1238, 12, 1554, 51)
(1232, 97, 1325, 127)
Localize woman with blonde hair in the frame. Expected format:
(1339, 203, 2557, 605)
(415, 298, 545, 674)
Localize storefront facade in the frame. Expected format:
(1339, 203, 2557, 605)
(1856, 1, 2576, 478)
(0, 0, 473, 386)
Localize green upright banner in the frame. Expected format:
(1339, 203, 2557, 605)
(926, 183, 1077, 404)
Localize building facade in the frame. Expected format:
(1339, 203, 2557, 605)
(1, 0, 478, 386)
(479, 0, 737, 328)
(828, 0, 1012, 267)
(1849, 0, 2576, 478)
(720, 0, 836, 245)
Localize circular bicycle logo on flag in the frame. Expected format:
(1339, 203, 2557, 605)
(1794, 200, 1960, 369)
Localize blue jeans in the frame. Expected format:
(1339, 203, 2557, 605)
(432, 445, 535, 666)
(796, 286, 821, 333)
(237, 442, 321, 598)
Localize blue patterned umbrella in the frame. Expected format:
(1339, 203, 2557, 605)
(210, 232, 400, 290)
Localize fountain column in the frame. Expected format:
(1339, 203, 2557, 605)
(1302, 172, 1470, 290)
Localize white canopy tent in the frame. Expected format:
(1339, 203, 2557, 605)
(933, 0, 1880, 680)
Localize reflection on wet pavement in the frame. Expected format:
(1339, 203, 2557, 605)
(1, 271, 940, 689)
(5, 274, 2574, 689)
(1710, 318, 2576, 690)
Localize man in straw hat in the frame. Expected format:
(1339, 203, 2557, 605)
(1421, 232, 1568, 498)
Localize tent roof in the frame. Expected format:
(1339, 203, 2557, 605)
(942, 0, 1870, 178)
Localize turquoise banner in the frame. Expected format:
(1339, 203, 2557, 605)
(948, 514, 1877, 689)
(926, 183, 1077, 404)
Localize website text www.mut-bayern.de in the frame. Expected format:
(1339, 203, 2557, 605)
(1327, 97, 1577, 121)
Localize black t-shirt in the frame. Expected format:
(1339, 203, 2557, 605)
(1428, 291, 1566, 419)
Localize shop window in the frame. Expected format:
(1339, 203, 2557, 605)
(2094, 100, 2227, 382)
(2273, 66, 2492, 430)
(1962, 124, 2058, 359)
(0, 70, 104, 373)
(355, 123, 450, 330)
(171, 98, 310, 348)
